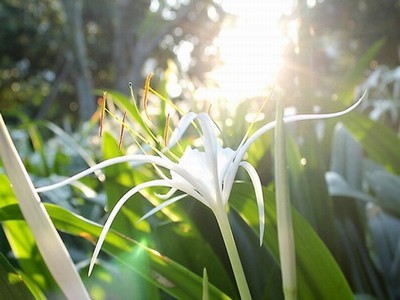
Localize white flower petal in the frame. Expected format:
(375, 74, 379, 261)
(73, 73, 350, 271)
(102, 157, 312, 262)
(239, 161, 265, 246)
(138, 193, 187, 223)
(197, 114, 225, 205)
(155, 187, 178, 200)
(240, 93, 366, 162)
(36, 154, 177, 193)
(172, 147, 215, 203)
(89, 179, 172, 276)
(167, 112, 198, 149)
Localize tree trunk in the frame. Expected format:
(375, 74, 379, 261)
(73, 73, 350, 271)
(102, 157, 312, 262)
(62, 0, 95, 121)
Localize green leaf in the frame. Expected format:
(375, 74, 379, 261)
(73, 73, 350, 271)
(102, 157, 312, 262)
(0, 252, 42, 300)
(0, 203, 231, 300)
(230, 183, 353, 300)
(342, 111, 400, 174)
(153, 220, 236, 297)
(101, 131, 151, 237)
(285, 131, 337, 250)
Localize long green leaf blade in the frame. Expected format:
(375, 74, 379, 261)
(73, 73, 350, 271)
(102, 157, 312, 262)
(0, 114, 90, 299)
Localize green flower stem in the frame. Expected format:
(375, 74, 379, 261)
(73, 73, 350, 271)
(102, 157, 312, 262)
(275, 96, 297, 300)
(214, 207, 252, 300)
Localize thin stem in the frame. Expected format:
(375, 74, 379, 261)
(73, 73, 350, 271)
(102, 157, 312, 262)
(214, 207, 252, 300)
(275, 96, 297, 300)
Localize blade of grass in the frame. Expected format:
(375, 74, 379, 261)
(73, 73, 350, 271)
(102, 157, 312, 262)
(0, 114, 90, 299)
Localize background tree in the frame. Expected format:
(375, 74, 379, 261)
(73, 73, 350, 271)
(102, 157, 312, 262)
(0, 0, 225, 123)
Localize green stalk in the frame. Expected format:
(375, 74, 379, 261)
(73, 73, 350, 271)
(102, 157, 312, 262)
(214, 207, 252, 300)
(275, 97, 297, 300)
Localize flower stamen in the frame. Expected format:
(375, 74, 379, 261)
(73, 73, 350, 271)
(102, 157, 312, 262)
(164, 113, 170, 147)
(118, 111, 127, 150)
(143, 73, 153, 119)
(98, 91, 107, 137)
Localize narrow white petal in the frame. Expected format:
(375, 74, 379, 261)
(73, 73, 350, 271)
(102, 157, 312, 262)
(241, 92, 366, 159)
(138, 193, 187, 223)
(155, 187, 178, 199)
(222, 157, 241, 204)
(227, 93, 367, 197)
(197, 114, 219, 154)
(170, 180, 210, 208)
(167, 112, 198, 149)
(197, 114, 222, 202)
(239, 161, 265, 246)
(88, 179, 172, 276)
(36, 154, 177, 193)
(172, 148, 216, 204)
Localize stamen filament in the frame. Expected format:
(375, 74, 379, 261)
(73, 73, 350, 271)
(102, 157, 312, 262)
(164, 113, 170, 146)
(99, 91, 107, 137)
(143, 73, 153, 119)
(118, 111, 127, 150)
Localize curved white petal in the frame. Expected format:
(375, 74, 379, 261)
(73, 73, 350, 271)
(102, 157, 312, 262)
(138, 193, 188, 223)
(197, 114, 221, 198)
(155, 187, 178, 200)
(88, 179, 172, 275)
(167, 112, 198, 149)
(241, 93, 366, 160)
(221, 153, 242, 204)
(169, 180, 209, 208)
(172, 147, 216, 204)
(239, 161, 265, 246)
(226, 94, 367, 197)
(36, 153, 212, 205)
(36, 154, 177, 193)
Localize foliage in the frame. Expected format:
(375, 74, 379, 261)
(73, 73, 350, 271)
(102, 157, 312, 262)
(0, 83, 357, 299)
(1, 58, 400, 298)
(0, 0, 225, 122)
(1, 1, 400, 299)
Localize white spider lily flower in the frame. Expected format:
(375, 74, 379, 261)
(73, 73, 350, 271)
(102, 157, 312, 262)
(36, 95, 364, 299)
(164, 112, 265, 242)
(37, 112, 265, 276)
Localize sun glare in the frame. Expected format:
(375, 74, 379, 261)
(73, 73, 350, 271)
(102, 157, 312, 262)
(206, 1, 295, 103)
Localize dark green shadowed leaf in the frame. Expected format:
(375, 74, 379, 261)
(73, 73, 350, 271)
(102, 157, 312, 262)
(230, 183, 353, 300)
(0, 252, 42, 300)
(153, 221, 237, 298)
(285, 130, 338, 252)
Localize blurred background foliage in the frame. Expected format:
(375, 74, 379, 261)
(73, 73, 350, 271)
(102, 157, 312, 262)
(0, 0, 225, 121)
(1, 0, 400, 299)
(1, 0, 399, 122)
